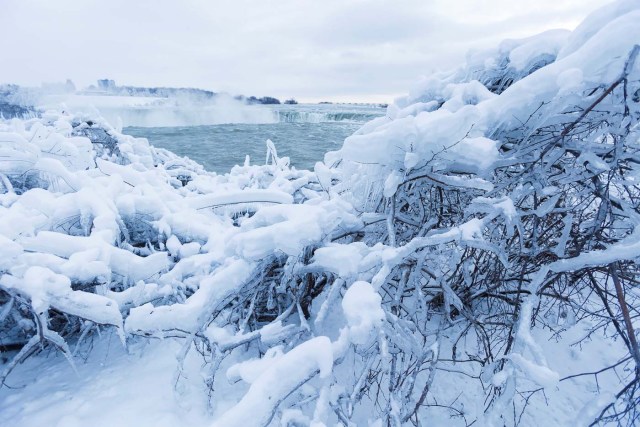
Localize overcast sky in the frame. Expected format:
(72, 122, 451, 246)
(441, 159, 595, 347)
(0, 0, 612, 103)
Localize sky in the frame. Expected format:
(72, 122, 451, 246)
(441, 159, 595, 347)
(0, 0, 613, 103)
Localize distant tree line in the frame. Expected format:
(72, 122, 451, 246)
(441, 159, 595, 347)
(234, 95, 300, 105)
(236, 95, 281, 105)
(87, 80, 218, 101)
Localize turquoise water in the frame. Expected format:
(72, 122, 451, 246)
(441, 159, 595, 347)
(124, 104, 385, 173)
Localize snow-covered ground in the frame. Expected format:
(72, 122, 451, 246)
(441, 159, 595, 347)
(2, 1, 640, 426)
(0, 337, 211, 427)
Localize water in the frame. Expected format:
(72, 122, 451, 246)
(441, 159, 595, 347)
(124, 104, 385, 173)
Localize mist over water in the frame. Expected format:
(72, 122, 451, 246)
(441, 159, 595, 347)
(37, 92, 386, 172)
(41, 93, 384, 128)
(41, 93, 277, 127)
(124, 104, 385, 172)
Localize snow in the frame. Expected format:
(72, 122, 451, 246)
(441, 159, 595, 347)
(0, 338, 211, 427)
(20, 232, 170, 283)
(507, 29, 570, 72)
(452, 136, 499, 171)
(211, 337, 333, 427)
(557, 0, 639, 60)
(507, 353, 559, 389)
(187, 189, 294, 210)
(0, 235, 22, 270)
(227, 201, 358, 260)
(556, 68, 584, 94)
(2, 2, 640, 426)
(311, 242, 370, 277)
(4, 266, 71, 314)
(342, 281, 385, 345)
(383, 170, 403, 198)
(125, 258, 254, 335)
(226, 346, 285, 384)
(550, 228, 640, 272)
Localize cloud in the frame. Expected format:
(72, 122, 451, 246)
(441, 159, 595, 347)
(0, 0, 613, 102)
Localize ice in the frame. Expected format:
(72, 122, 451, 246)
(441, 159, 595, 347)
(1, 266, 123, 337)
(60, 249, 111, 283)
(226, 346, 285, 384)
(4, 266, 70, 314)
(557, 0, 639, 60)
(126, 258, 254, 335)
(314, 161, 333, 192)
(106, 281, 171, 310)
(383, 170, 403, 198)
(178, 241, 201, 259)
(258, 320, 296, 345)
(311, 242, 370, 277)
(550, 228, 640, 273)
(211, 336, 333, 427)
(450, 137, 498, 171)
(507, 30, 570, 71)
(342, 281, 385, 345)
(0, 234, 22, 270)
(556, 68, 584, 94)
(187, 189, 294, 210)
(403, 151, 420, 170)
(227, 201, 359, 260)
(21, 232, 170, 283)
(165, 234, 181, 256)
(441, 80, 496, 112)
(508, 353, 559, 389)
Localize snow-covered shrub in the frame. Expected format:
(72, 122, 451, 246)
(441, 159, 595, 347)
(0, 109, 323, 381)
(2, 2, 640, 426)
(318, 2, 640, 424)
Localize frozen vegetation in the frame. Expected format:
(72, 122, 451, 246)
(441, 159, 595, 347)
(2, 1, 640, 426)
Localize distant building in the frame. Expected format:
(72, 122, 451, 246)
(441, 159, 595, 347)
(97, 79, 116, 91)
